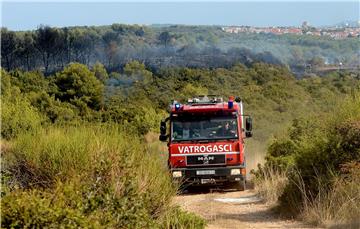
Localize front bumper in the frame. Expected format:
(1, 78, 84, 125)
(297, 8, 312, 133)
(170, 166, 246, 186)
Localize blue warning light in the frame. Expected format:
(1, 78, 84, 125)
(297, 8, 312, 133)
(175, 103, 181, 111)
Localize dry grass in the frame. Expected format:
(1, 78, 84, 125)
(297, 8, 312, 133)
(293, 165, 360, 228)
(253, 166, 288, 205)
(254, 165, 360, 228)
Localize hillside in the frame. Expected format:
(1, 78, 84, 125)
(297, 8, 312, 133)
(1, 61, 359, 227)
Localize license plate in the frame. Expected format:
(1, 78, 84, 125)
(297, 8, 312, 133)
(201, 179, 212, 184)
(196, 170, 215, 175)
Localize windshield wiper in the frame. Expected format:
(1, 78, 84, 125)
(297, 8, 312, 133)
(197, 140, 210, 143)
(171, 137, 237, 143)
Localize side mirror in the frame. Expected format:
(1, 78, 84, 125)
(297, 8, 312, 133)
(245, 117, 252, 132)
(245, 117, 253, 138)
(159, 120, 168, 142)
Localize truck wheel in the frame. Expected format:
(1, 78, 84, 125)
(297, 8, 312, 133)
(230, 179, 246, 191)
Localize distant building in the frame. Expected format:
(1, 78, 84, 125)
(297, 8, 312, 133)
(302, 21, 309, 29)
(221, 23, 359, 39)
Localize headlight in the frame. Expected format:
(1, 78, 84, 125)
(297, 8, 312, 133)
(172, 171, 182, 178)
(231, 169, 241, 175)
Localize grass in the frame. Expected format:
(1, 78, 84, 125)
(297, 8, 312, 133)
(253, 92, 360, 228)
(2, 124, 206, 228)
(296, 164, 360, 228)
(253, 165, 288, 205)
(254, 164, 360, 228)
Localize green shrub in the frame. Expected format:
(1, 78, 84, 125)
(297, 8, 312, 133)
(92, 62, 109, 83)
(2, 181, 205, 229)
(53, 63, 104, 110)
(104, 97, 165, 135)
(26, 91, 78, 123)
(2, 125, 203, 228)
(276, 93, 360, 218)
(266, 139, 297, 169)
(1, 188, 91, 228)
(8, 70, 49, 94)
(1, 96, 42, 140)
(1, 70, 43, 139)
(160, 206, 206, 229)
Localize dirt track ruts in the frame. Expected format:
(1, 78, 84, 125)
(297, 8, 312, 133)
(174, 189, 321, 229)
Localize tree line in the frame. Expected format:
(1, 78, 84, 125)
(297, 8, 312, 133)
(2, 24, 359, 74)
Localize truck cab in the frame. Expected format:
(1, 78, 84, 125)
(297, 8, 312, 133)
(160, 96, 253, 190)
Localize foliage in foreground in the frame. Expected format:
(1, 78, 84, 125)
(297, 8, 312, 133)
(298, 162, 360, 228)
(253, 166, 288, 205)
(255, 93, 360, 227)
(1, 125, 205, 228)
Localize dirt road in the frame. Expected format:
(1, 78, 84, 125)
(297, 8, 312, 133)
(174, 189, 319, 229)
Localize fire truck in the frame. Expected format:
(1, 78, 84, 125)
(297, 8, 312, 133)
(159, 95, 253, 190)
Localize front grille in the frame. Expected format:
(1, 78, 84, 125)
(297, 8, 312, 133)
(186, 154, 226, 166)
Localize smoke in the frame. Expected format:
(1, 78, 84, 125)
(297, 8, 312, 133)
(4, 25, 358, 75)
(131, 44, 284, 71)
(104, 73, 150, 99)
(107, 77, 136, 87)
(87, 28, 360, 76)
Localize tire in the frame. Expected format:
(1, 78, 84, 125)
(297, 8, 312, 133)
(229, 179, 246, 191)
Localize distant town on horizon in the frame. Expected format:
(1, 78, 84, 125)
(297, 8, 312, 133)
(5, 20, 360, 40)
(221, 20, 360, 40)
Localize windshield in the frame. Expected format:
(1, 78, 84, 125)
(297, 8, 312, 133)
(171, 116, 238, 142)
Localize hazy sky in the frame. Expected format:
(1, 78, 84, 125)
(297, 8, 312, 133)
(2, 1, 359, 31)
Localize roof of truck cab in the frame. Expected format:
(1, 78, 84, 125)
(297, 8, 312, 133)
(171, 102, 240, 114)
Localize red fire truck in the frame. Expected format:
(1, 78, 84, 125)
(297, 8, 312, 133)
(159, 95, 253, 190)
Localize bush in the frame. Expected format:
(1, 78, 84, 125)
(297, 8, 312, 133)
(1, 96, 42, 140)
(1, 70, 43, 139)
(27, 91, 77, 123)
(265, 139, 297, 169)
(160, 206, 206, 229)
(53, 63, 104, 110)
(92, 62, 109, 83)
(294, 163, 360, 228)
(2, 187, 91, 228)
(254, 92, 360, 226)
(104, 97, 165, 135)
(2, 125, 204, 228)
(274, 93, 360, 223)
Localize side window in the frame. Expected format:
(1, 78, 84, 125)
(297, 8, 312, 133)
(172, 122, 182, 139)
